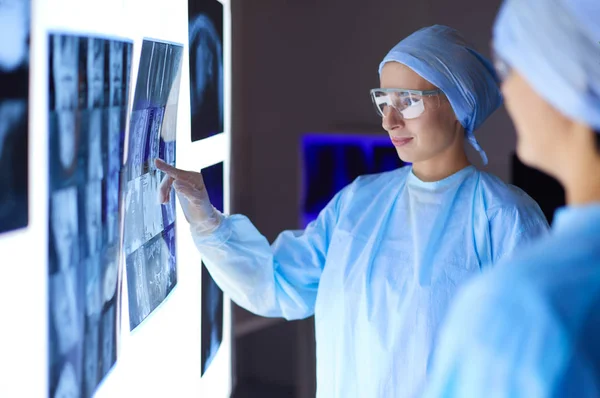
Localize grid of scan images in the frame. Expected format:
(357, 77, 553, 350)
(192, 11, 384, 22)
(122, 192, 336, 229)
(124, 39, 183, 331)
(48, 34, 132, 398)
(0, 0, 29, 234)
(200, 161, 224, 376)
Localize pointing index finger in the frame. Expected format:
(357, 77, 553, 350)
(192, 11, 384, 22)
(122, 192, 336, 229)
(155, 158, 186, 180)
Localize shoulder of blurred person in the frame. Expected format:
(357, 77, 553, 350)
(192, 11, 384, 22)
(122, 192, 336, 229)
(427, 229, 600, 397)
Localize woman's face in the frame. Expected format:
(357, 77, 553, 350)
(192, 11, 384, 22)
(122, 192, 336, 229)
(379, 62, 464, 164)
(501, 71, 574, 176)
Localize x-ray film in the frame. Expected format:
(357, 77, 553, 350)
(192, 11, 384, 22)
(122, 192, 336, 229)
(0, 0, 30, 234)
(188, 0, 224, 142)
(200, 161, 224, 376)
(48, 33, 132, 398)
(124, 39, 182, 330)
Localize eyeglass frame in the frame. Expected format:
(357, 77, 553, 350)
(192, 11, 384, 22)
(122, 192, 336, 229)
(369, 88, 444, 118)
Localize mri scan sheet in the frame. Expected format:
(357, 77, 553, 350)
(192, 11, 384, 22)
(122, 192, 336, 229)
(124, 39, 183, 330)
(48, 33, 132, 398)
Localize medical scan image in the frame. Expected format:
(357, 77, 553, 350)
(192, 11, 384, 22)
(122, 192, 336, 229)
(199, 161, 224, 375)
(188, 0, 224, 142)
(0, 0, 29, 234)
(48, 33, 132, 398)
(124, 39, 183, 330)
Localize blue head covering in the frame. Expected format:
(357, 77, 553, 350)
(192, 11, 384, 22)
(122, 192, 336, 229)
(378, 25, 503, 165)
(493, 0, 600, 132)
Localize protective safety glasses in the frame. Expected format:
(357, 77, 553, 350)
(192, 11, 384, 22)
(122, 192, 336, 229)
(370, 88, 442, 119)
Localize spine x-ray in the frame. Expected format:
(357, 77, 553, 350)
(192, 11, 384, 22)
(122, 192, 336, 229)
(200, 161, 224, 376)
(188, 0, 224, 142)
(124, 39, 183, 330)
(0, 0, 29, 234)
(48, 33, 132, 398)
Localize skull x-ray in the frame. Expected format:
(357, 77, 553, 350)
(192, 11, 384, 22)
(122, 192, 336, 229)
(83, 319, 99, 398)
(102, 247, 119, 304)
(54, 362, 81, 398)
(126, 226, 177, 329)
(48, 33, 132, 398)
(108, 41, 125, 107)
(147, 107, 163, 168)
(52, 35, 79, 110)
(124, 39, 182, 330)
(200, 161, 224, 376)
(0, 0, 29, 234)
(51, 187, 79, 272)
(107, 107, 122, 175)
(84, 255, 102, 319)
(188, 0, 224, 142)
(123, 176, 144, 255)
(86, 110, 104, 181)
(50, 267, 81, 356)
(163, 223, 176, 276)
(101, 305, 115, 375)
(81, 181, 103, 259)
(201, 262, 224, 376)
(128, 248, 150, 325)
(127, 111, 144, 180)
(104, 171, 120, 245)
(87, 39, 104, 108)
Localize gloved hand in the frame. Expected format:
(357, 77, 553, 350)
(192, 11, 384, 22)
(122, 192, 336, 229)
(155, 158, 222, 236)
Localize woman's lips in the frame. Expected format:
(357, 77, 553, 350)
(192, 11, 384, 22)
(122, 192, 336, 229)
(391, 137, 414, 147)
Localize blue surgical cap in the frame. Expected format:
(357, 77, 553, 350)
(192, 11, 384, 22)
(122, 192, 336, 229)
(378, 25, 503, 165)
(493, 0, 600, 132)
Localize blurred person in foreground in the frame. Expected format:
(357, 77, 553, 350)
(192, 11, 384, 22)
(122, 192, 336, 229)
(424, 0, 600, 396)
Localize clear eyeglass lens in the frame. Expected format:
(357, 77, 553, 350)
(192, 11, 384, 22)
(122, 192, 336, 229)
(372, 91, 426, 119)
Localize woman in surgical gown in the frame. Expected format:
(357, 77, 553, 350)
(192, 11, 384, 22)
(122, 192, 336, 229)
(156, 25, 549, 398)
(423, 1, 600, 397)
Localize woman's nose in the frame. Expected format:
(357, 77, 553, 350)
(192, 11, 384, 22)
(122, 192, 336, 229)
(382, 107, 405, 131)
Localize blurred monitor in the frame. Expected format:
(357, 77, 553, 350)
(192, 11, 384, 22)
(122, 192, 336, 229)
(511, 152, 565, 225)
(301, 134, 405, 228)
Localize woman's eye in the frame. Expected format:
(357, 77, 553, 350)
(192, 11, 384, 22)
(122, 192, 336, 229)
(403, 96, 423, 107)
(399, 97, 413, 107)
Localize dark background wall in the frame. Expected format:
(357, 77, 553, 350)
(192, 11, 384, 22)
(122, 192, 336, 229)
(228, 1, 527, 396)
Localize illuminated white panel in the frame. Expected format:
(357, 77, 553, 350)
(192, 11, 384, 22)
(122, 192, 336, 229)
(0, 0, 231, 396)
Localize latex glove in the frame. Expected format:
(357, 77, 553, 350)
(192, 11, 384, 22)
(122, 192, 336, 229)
(155, 158, 222, 235)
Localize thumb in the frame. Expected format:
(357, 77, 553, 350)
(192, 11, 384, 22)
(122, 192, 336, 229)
(158, 175, 175, 204)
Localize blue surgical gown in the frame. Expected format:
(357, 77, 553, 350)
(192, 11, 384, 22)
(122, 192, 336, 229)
(193, 165, 549, 397)
(424, 204, 600, 398)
